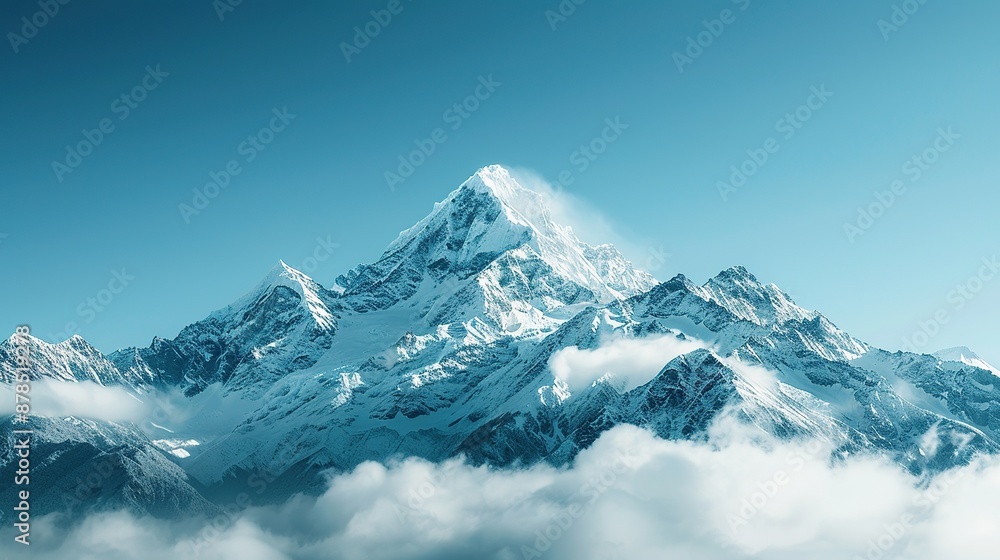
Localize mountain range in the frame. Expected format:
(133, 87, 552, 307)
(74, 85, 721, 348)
(3, 164, 999, 524)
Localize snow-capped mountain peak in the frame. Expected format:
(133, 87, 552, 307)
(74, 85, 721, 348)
(220, 260, 336, 330)
(697, 265, 817, 326)
(338, 165, 656, 315)
(465, 164, 534, 211)
(934, 346, 1000, 376)
(459, 165, 658, 301)
(384, 164, 560, 259)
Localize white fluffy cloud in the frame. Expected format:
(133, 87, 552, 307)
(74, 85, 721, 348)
(549, 333, 709, 392)
(0, 379, 149, 422)
(12, 418, 1000, 560)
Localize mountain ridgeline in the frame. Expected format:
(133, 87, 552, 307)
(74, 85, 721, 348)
(2, 165, 998, 522)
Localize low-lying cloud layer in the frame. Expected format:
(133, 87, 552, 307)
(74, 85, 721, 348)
(11, 419, 1000, 560)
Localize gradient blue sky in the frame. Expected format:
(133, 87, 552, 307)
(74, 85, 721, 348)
(1, 1, 998, 364)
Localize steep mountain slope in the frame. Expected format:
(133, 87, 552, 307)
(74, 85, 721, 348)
(333, 166, 655, 343)
(0, 415, 218, 525)
(109, 260, 341, 396)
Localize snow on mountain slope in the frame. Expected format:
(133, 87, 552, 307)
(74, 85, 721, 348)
(697, 266, 817, 326)
(109, 260, 341, 395)
(218, 260, 336, 331)
(853, 349, 1000, 443)
(934, 346, 1000, 376)
(181, 259, 988, 483)
(623, 269, 868, 361)
(1, 334, 150, 388)
(335, 165, 655, 322)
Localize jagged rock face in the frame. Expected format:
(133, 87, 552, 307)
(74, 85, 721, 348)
(1, 335, 135, 386)
(109, 261, 340, 395)
(853, 350, 1000, 442)
(0, 416, 218, 526)
(2, 164, 998, 522)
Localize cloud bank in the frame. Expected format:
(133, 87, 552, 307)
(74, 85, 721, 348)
(11, 419, 1000, 560)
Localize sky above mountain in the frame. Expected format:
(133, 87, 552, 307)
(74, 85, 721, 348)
(1, 1, 998, 365)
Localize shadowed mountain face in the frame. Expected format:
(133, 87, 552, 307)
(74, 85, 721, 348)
(2, 165, 998, 523)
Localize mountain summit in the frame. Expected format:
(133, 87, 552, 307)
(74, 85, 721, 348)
(335, 165, 656, 332)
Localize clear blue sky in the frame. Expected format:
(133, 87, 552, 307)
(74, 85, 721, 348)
(1, 1, 998, 365)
